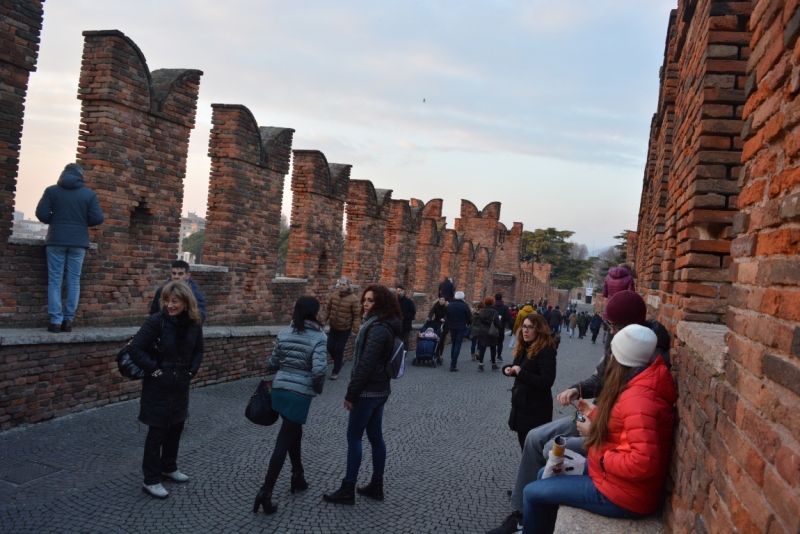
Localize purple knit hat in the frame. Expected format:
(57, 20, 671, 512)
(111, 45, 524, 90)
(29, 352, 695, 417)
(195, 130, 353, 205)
(605, 290, 647, 328)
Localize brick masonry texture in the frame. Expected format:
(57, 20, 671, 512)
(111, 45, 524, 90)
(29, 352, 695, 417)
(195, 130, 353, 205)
(0, 5, 564, 431)
(632, 2, 800, 533)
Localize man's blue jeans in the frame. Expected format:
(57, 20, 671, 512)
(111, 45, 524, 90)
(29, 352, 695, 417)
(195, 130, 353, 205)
(345, 396, 388, 483)
(522, 465, 642, 534)
(46, 246, 86, 324)
(449, 328, 466, 369)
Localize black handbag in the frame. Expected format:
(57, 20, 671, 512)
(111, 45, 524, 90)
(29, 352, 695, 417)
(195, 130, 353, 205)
(116, 315, 164, 380)
(245, 379, 279, 426)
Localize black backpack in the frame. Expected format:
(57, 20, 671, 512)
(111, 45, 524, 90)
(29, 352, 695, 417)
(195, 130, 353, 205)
(374, 323, 406, 379)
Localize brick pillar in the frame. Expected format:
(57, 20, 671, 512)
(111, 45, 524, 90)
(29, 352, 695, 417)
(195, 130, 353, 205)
(342, 180, 390, 288)
(200, 104, 293, 324)
(413, 215, 443, 300)
(285, 151, 349, 295)
(380, 199, 420, 290)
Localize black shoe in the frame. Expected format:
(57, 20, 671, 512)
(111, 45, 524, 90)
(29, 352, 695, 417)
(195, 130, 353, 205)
(491, 364, 499, 372)
(323, 480, 355, 505)
(290, 470, 308, 494)
(450, 367, 458, 372)
(356, 478, 384, 501)
(47, 323, 61, 333)
(252, 489, 277, 514)
(496, 356, 503, 362)
(61, 320, 72, 332)
(487, 511, 522, 534)
(478, 365, 484, 372)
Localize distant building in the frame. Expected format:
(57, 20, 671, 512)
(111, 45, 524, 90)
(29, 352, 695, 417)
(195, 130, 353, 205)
(178, 212, 205, 260)
(12, 212, 48, 240)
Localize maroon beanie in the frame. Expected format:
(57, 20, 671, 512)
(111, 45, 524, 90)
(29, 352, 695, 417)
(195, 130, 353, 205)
(605, 290, 647, 327)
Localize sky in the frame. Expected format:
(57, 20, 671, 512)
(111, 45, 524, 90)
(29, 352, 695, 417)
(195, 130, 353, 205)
(15, 0, 676, 253)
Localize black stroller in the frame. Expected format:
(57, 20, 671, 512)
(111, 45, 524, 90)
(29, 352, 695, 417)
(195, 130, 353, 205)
(412, 324, 441, 367)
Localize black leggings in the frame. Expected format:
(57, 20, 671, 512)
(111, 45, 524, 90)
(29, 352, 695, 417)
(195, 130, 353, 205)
(263, 416, 303, 490)
(478, 344, 496, 365)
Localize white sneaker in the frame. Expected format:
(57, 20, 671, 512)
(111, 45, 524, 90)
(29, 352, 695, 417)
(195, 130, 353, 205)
(142, 482, 169, 499)
(162, 470, 190, 483)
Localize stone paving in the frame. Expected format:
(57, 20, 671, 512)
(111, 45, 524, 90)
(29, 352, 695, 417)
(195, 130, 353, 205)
(0, 330, 603, 534)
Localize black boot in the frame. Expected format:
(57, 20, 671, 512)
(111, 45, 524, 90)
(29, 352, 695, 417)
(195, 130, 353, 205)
(356, 477, 384, 501)
(290, 469, 308, 494)
(322, 480, 355, 505)
(252, 486, 277, 514)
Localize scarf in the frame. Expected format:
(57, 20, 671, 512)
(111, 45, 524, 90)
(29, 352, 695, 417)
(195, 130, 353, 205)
(352, 314, 379, 373)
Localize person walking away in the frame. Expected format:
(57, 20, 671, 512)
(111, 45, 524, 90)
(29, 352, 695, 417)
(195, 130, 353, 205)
(477, 296, 502, 372)
(252, 296, 327, 515)
(319, 277, 361, 380)
(503, 314, 557, 449)
(442, 291, 472, 371)
(438, 276, 455, 303)
(577, 312, 589, 339)
(426, 296, 448, 335)
(568, 312, 578, 338)
(547, 306, 562, 335)
(470, 303, 483, 361)
(323, 285, 402, 505)
(589, 312, 603, 344)
(486, 290, 671, 534)
(493, 293, 513, 362)
(35, 163, 104, 332)
(521, 325, 676, 534)
(512, 304, 536, 336)
(602, 264, 635, 318)
(149, 260, 206, 321)
(395, 285, 416, 353)
(128, 282, 203, 499)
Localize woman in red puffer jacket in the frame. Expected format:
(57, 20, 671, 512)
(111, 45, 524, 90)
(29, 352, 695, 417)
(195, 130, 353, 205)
(521, 324, 676, 534)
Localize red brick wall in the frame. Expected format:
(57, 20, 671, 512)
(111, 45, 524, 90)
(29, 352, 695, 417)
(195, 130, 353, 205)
(342, 180, 390, 287)
(380, 199, 420, 289)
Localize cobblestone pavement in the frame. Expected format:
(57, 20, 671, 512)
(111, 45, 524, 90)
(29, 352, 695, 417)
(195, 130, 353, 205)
(0, 330, 602, 534)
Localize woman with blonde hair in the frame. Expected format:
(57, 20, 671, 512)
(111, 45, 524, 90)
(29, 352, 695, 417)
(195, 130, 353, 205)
(129, 281, 204, 499)
(503, 313, 557, 448)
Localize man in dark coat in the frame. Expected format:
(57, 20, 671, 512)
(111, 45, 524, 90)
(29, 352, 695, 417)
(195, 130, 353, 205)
(443, 291, 472, 372)
(492, 293, 513, 362)
(438, 276, 455, 302)
(548, 305, 562, 334)
(149, 260, 207, 321)
(396, 285, 416, 352)
(36, 163, 105, 332)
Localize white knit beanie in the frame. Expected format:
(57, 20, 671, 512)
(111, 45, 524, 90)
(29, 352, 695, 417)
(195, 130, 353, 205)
(611, 324, 658, 368)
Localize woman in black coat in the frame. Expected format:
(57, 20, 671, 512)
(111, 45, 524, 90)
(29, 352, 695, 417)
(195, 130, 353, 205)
(129, 281, 203, 499)
(503, 313, 557, 449)
(477, 296, 503, 372)
(426, 296, 448, 334)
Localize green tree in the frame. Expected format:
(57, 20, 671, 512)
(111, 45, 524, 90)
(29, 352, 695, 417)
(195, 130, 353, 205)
(181, 230, 205, 264)
(520, 228, 596, 290)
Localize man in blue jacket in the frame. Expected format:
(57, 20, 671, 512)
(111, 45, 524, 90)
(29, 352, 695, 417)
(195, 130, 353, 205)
(36, 163, 104, 333)
(443, 291, 472, 372)
(149, 260, 206, 321)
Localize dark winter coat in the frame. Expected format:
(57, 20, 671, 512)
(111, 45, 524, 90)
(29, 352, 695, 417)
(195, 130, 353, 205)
(505, 344, 557, 433)
(129, 310, 204, 428)
(438, 279, 455, 302)
(345, 316, 402, 404)
(398, 296, 416, 334)
(602, 266, 635, 298)
(444, 299, 472, 331)
(493, 300, 513, 331)
(35, 166, 104, 248)
(548, 308, 562, 328)
(577, 314, 589, 329)
(320, 289, 362, 332)
(476, 307, 502, 346)
(590, 315, 603, 331)
(149, 279, 207, 321)
(427, 302, 448, 324)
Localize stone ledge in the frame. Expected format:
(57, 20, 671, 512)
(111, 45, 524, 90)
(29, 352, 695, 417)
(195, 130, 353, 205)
(554, 506, 664, 533)
(190, 264, 229, 273)
(7, 237, 99, 251)
(0, 325, 291, 346)
(676, 321, 729, 374)
(271, 277, 308, 284)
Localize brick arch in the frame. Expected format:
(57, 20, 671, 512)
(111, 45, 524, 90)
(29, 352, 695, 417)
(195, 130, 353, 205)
(460, 199, 480, 218)
(481, 201, 501, 220)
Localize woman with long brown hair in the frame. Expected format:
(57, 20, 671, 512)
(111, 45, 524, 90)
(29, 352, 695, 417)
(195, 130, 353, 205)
(519, 324, 676, 534)
(503, 313, 557, 448)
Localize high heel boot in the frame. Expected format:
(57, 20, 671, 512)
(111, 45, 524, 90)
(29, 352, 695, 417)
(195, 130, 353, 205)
(322, 480, 355, 505)
(290, 469, 308, 494)
(252, 481, 278, 514)
(356, 477, 384, 501)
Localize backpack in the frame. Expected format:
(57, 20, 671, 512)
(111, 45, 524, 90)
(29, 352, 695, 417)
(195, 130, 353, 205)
(375, 323, 407, 379)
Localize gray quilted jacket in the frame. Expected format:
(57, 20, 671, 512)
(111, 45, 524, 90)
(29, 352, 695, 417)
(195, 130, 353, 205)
(267, 321, 327, 397)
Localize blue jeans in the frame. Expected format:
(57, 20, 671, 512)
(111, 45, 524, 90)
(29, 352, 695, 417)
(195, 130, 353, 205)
(522, 466, 642, 534)
(345, 396, 388, 483)
(46, 246, 86, 324)
(449, 328, 466, 369)
(327, 329, 351, 374)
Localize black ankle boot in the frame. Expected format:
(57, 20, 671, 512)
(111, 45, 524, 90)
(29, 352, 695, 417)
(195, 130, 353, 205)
(252, 487, 277, 514)
(290, 470, 308, 494)
(356, 477, 384, 501)
(322, 480, 355, 505)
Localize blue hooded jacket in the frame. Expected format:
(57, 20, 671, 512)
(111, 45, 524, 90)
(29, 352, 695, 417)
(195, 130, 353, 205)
(35, 164, 104, 248)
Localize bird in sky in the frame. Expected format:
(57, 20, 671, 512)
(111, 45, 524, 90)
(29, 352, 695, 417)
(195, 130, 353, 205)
(423, 99, 426, 103)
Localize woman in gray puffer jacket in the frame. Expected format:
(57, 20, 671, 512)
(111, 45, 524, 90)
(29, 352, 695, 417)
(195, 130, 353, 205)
(252, 296, 327, 515)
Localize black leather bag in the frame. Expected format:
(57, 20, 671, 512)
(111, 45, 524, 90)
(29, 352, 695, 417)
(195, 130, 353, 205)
(116, 315, 164, 380)
(245, 379, 279, 426)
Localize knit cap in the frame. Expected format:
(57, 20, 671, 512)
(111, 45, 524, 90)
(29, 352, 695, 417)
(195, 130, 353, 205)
(611, 324, 657, 368)
(605, 290, 646, 327)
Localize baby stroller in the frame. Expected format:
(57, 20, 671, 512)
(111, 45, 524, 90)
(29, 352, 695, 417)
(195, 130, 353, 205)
(412, 326, 441, 367)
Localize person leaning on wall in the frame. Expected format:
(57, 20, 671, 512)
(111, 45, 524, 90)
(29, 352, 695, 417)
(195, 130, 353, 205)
(35, 163, 105, 333)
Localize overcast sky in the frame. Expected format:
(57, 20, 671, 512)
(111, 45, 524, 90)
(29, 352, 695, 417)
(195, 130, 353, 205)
(16, 0, 675, 252)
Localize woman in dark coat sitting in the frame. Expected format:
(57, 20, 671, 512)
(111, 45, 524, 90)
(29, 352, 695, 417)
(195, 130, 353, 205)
(252, 296, 328, 515)
(129, 281, 203, 499)
(503, 313, 557, 449)
(323, 284, 402, 505)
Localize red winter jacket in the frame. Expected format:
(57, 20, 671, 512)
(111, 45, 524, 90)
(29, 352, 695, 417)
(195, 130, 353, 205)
(602, 266, 635, 298)
(586, 357, 676, 515)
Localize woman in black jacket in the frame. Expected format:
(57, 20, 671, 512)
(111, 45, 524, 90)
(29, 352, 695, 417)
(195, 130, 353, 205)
(427, 296, 447, 334)
(323, 284, 402, 505)
(477, 296, 503, 372)
(129, 282, 203, 499)
(503, 313, 557, 449)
